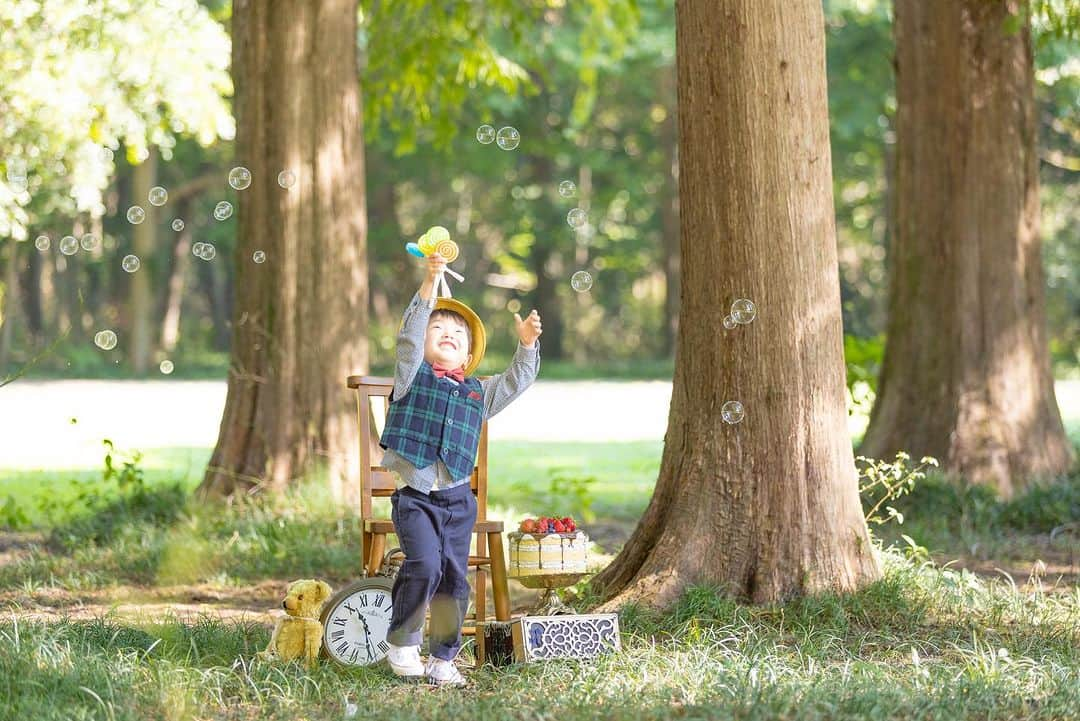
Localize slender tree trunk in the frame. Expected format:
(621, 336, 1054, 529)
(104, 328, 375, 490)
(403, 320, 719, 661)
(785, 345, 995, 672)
(529, 154, 565, 360)
(20, 244, 43, 342)
(199, 0, 368, 499)
(593, 0, 879, 610)
(160, 198, 194, 353)
(131, 152, 156, 374)
(0, 238, 19, 371)
(860, 1, 1074, 497)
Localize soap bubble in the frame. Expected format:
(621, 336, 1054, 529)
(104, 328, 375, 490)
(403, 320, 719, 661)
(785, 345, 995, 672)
(198, 243, 217, 261)
(731, 298, 756, 324)
(228, 166, 252, 190)
(94, 330, 118, 351)
(171, 218, 185, 232)
(558, 180, 576, 198)
(159, 360, 174, 375)
(34, 235, 50, 251)
(127, 206, 146, 224)
(277, 170, 296, 188)
(148, 186, 168, 206)
(721, 401, 745, 425)
(475, 125, 496, 144)
(570, 270, 593, 292)
(121, 254, 141, 273)
(80, 233, 97, 251)
(253, 250, 266, 263)
(59, 236, 78, 255)
(722, 315, 737, 330)
(567, 208, 587, 229)
(213, 201, 233, 221)
(496, 126, 520, 150)
(192, 242, 205, 257)
(506, 298, 522, 313)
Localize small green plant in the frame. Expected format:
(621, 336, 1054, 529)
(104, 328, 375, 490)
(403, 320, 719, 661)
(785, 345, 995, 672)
(45, 439, 186, 548)
(509, 466, 598, 522)
(0, 494, 31, 530)
(857, 451, 939, 527)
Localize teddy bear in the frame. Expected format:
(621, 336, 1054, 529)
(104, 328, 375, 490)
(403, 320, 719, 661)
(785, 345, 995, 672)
(257, 579, 333, 668)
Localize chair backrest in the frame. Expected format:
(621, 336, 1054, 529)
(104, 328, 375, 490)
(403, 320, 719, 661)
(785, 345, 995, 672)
(346, 375, 489, 521)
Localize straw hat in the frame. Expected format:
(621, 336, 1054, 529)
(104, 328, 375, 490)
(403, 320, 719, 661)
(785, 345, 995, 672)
(433, 297, 486, 376)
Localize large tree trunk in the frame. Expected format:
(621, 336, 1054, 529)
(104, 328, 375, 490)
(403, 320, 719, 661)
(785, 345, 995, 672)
(860, 1, 1074, 497)
(658, 64, 680, 356)
(198, 0, 368, 499)
(593, 0, 879, 610)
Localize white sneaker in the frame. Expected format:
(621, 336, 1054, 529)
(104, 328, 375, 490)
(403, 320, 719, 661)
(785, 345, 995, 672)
(425, 657, 468, 687)
(386, 643, 425, 679)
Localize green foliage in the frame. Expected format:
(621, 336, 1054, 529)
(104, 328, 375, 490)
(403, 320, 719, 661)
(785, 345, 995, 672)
(511, 466, 598, 523)
(43, 440, 187, 549)
(0, 0, 233, 241)
(857, 451, 940, 527)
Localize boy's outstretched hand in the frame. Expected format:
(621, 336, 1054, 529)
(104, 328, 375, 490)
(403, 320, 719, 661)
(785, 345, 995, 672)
(514, 310, 542, 348)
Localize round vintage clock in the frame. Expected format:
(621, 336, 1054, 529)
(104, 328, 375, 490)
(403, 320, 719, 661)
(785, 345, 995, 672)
(319, 576, 395, 666)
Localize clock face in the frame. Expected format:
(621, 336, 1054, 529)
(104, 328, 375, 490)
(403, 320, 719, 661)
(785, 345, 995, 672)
(320, 579, 394, 666)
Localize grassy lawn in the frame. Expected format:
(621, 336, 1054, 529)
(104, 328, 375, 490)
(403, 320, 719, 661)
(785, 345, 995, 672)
(1, 547, 1078, 720)
(1, 408, 1078, 719)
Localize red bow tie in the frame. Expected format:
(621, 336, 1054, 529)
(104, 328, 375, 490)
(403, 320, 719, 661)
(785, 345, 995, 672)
(432, 363, 465, 382)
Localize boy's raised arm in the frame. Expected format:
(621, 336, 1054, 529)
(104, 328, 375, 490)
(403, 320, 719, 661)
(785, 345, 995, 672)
(392, 253, 447, 400)
(479, 309, 542, 419)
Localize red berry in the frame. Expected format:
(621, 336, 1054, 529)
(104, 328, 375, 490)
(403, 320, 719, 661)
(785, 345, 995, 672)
(553, 520, 566, 533)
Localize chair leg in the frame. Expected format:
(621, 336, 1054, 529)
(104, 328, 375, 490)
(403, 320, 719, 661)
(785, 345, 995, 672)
(475, 531, 487, 623)
(487, 531, 510, 621)
(367, 532, 386, 577)
(362, 530, 373, 573)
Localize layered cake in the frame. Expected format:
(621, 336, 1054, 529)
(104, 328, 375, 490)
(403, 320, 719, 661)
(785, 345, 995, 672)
(508, 516, 588, 577)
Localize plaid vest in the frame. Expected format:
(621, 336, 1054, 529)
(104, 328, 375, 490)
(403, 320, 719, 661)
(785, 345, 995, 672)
(380, 361, 484, 481)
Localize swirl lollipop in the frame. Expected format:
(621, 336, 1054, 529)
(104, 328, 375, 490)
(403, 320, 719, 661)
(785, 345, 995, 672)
(434, 239, 459, 262)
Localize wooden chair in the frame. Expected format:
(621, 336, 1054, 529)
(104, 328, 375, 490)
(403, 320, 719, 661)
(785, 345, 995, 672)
(346, 375, 511, 632)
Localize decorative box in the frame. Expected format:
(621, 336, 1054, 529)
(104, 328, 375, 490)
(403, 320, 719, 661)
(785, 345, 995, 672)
(476, 613, 620, 666)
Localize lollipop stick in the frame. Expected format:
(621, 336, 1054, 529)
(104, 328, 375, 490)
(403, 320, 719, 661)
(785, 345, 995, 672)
(440, 272, 452, 299)
(428, 270, 443, 308)
(444, 267, 464, 283)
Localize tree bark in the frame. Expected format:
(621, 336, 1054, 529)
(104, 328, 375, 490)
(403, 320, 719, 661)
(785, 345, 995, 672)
(130, 151, 156, 375)
(860, 1, 1074, 497)
(592, 0, 879, 610)
(0, 238, 19, 371)
(199, 0, 368, 499)
(659, 65, 680, 356)
(159, 197, 194, 353)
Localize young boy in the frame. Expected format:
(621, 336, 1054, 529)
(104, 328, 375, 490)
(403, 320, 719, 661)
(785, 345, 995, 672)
(380, 251, 542, 687)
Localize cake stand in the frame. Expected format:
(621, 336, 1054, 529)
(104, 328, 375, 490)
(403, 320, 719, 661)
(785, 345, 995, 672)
(511, 571, 591, 615)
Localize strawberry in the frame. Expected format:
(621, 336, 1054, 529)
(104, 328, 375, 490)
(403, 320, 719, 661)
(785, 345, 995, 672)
(553, 520, 566, 533)
(520, 518, 536, 533)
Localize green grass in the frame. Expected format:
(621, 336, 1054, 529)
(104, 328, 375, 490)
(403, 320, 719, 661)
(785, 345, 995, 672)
(0, 441, 662, 530)
(1, 438, 1078, 720)
(1, 547, 1077, 720)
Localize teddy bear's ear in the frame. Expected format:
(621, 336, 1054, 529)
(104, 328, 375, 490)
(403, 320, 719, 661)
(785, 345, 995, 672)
(317, 581, 332, 601)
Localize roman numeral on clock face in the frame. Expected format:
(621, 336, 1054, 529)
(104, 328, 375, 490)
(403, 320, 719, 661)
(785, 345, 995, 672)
(332, 618, 346, 627)
(359, 594, 369, 607)
(331, 630, 344, 640)
(374, 594, 385, 608)
(336, 641, 349, 656)
(377, 640, 389, 653)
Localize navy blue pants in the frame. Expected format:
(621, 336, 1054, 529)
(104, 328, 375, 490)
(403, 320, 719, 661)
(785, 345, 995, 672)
(387, 483, 477, 660)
